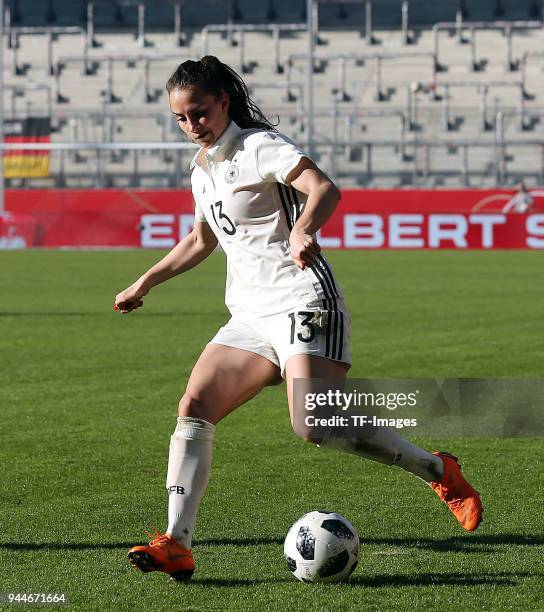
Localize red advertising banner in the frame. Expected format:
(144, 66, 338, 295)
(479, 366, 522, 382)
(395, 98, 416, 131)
(3, 188, 544, 249)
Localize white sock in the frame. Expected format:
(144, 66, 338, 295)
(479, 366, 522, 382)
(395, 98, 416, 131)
(319, 426, 444, 482)
(165, 416, 215, 548)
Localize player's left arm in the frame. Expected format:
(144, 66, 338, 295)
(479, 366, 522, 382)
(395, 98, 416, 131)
(286, 157, 341, 269)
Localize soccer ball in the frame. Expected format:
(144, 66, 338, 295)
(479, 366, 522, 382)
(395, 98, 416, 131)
(283, 510, 360, 583)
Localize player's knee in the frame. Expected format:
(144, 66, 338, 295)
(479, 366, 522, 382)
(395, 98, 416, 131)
(178, 391, 210, 420)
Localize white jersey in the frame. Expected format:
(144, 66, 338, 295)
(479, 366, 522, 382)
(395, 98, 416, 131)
(190, 120, 343, 317)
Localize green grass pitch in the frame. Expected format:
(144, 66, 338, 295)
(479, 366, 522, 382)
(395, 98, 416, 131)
(1, 249, 543, 611)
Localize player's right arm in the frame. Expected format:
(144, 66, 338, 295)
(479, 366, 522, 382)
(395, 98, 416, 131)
(114, 221, 218, 314)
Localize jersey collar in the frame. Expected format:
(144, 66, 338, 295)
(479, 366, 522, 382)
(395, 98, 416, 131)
(190, 120, 241, 169)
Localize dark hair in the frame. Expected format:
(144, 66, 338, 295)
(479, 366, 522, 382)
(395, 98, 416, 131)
(166, 55, 278, 131)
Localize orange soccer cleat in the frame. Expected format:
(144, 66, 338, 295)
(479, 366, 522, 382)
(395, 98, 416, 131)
(128, 531, 195, 581)
(430, 452, 483, 532)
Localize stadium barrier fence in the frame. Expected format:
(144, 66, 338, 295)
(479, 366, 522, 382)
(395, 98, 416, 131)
(2, 139, 544, 189)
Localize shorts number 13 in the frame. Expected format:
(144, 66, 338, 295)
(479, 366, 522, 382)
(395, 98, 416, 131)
(288, 311, 316, 344)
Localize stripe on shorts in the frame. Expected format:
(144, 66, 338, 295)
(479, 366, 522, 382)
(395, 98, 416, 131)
(277, 183, 294, 230)
(283, 185, 338, 305)
(325, 307, 331, 357)
(337, 311, 344, 361)
(279, 183, 334, 307)
(289, 186, 339, 302)
(331, 310, 338, 359)
(290, 186, 301, 222)
(278, 183, 344, 361)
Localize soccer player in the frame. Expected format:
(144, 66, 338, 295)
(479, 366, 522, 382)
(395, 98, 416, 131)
(502, 181, 534, 214)
(114, 56, 483, 582)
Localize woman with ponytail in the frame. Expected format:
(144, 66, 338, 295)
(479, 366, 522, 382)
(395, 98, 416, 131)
(114, 56, 482, 582)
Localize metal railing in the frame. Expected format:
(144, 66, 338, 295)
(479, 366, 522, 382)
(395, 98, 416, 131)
(286, 50, 436, 104)
(3, 1, 186, 51)
(53, 52, 198, 104)
(362, 0, 416, 45)
(2, 83, 53, 118)
(3, 136, 544, 188)
(0, 141, 197, 188)
(247, 81, 305, 118)
(432, 19, 543, 72)
(8, 26, 87, 76)
(55, 109, 172, 162)
(85, 1, 185, 48)
(419, 80, 527, 131)
(201, 23, 308, 74)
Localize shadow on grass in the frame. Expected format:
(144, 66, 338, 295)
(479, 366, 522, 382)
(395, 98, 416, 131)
(189, 578, 291, 586)
(347, 571, 531, 588)
(1, 534, 542, 552)
(0, 537, 280, 551)
(191, 571, 536, 588)
(196, 534, 543, 552)
(362, 534, 544, 553)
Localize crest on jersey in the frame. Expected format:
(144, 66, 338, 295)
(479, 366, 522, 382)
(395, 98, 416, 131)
(225, 163, 239, 184)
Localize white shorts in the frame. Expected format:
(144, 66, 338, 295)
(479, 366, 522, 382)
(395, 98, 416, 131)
(209, 299, 352, 376)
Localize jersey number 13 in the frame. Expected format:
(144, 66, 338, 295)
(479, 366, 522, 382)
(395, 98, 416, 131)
(210, 201, 236, 236)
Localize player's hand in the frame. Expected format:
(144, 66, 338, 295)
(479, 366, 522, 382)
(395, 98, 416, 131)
(289, 228, 321, 270)
(114, 283, 147, 314)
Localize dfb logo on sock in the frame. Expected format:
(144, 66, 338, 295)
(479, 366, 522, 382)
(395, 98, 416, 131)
(168, 485, 185, 495)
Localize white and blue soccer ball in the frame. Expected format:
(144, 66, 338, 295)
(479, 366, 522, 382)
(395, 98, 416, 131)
(284, 510, 360, 583)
